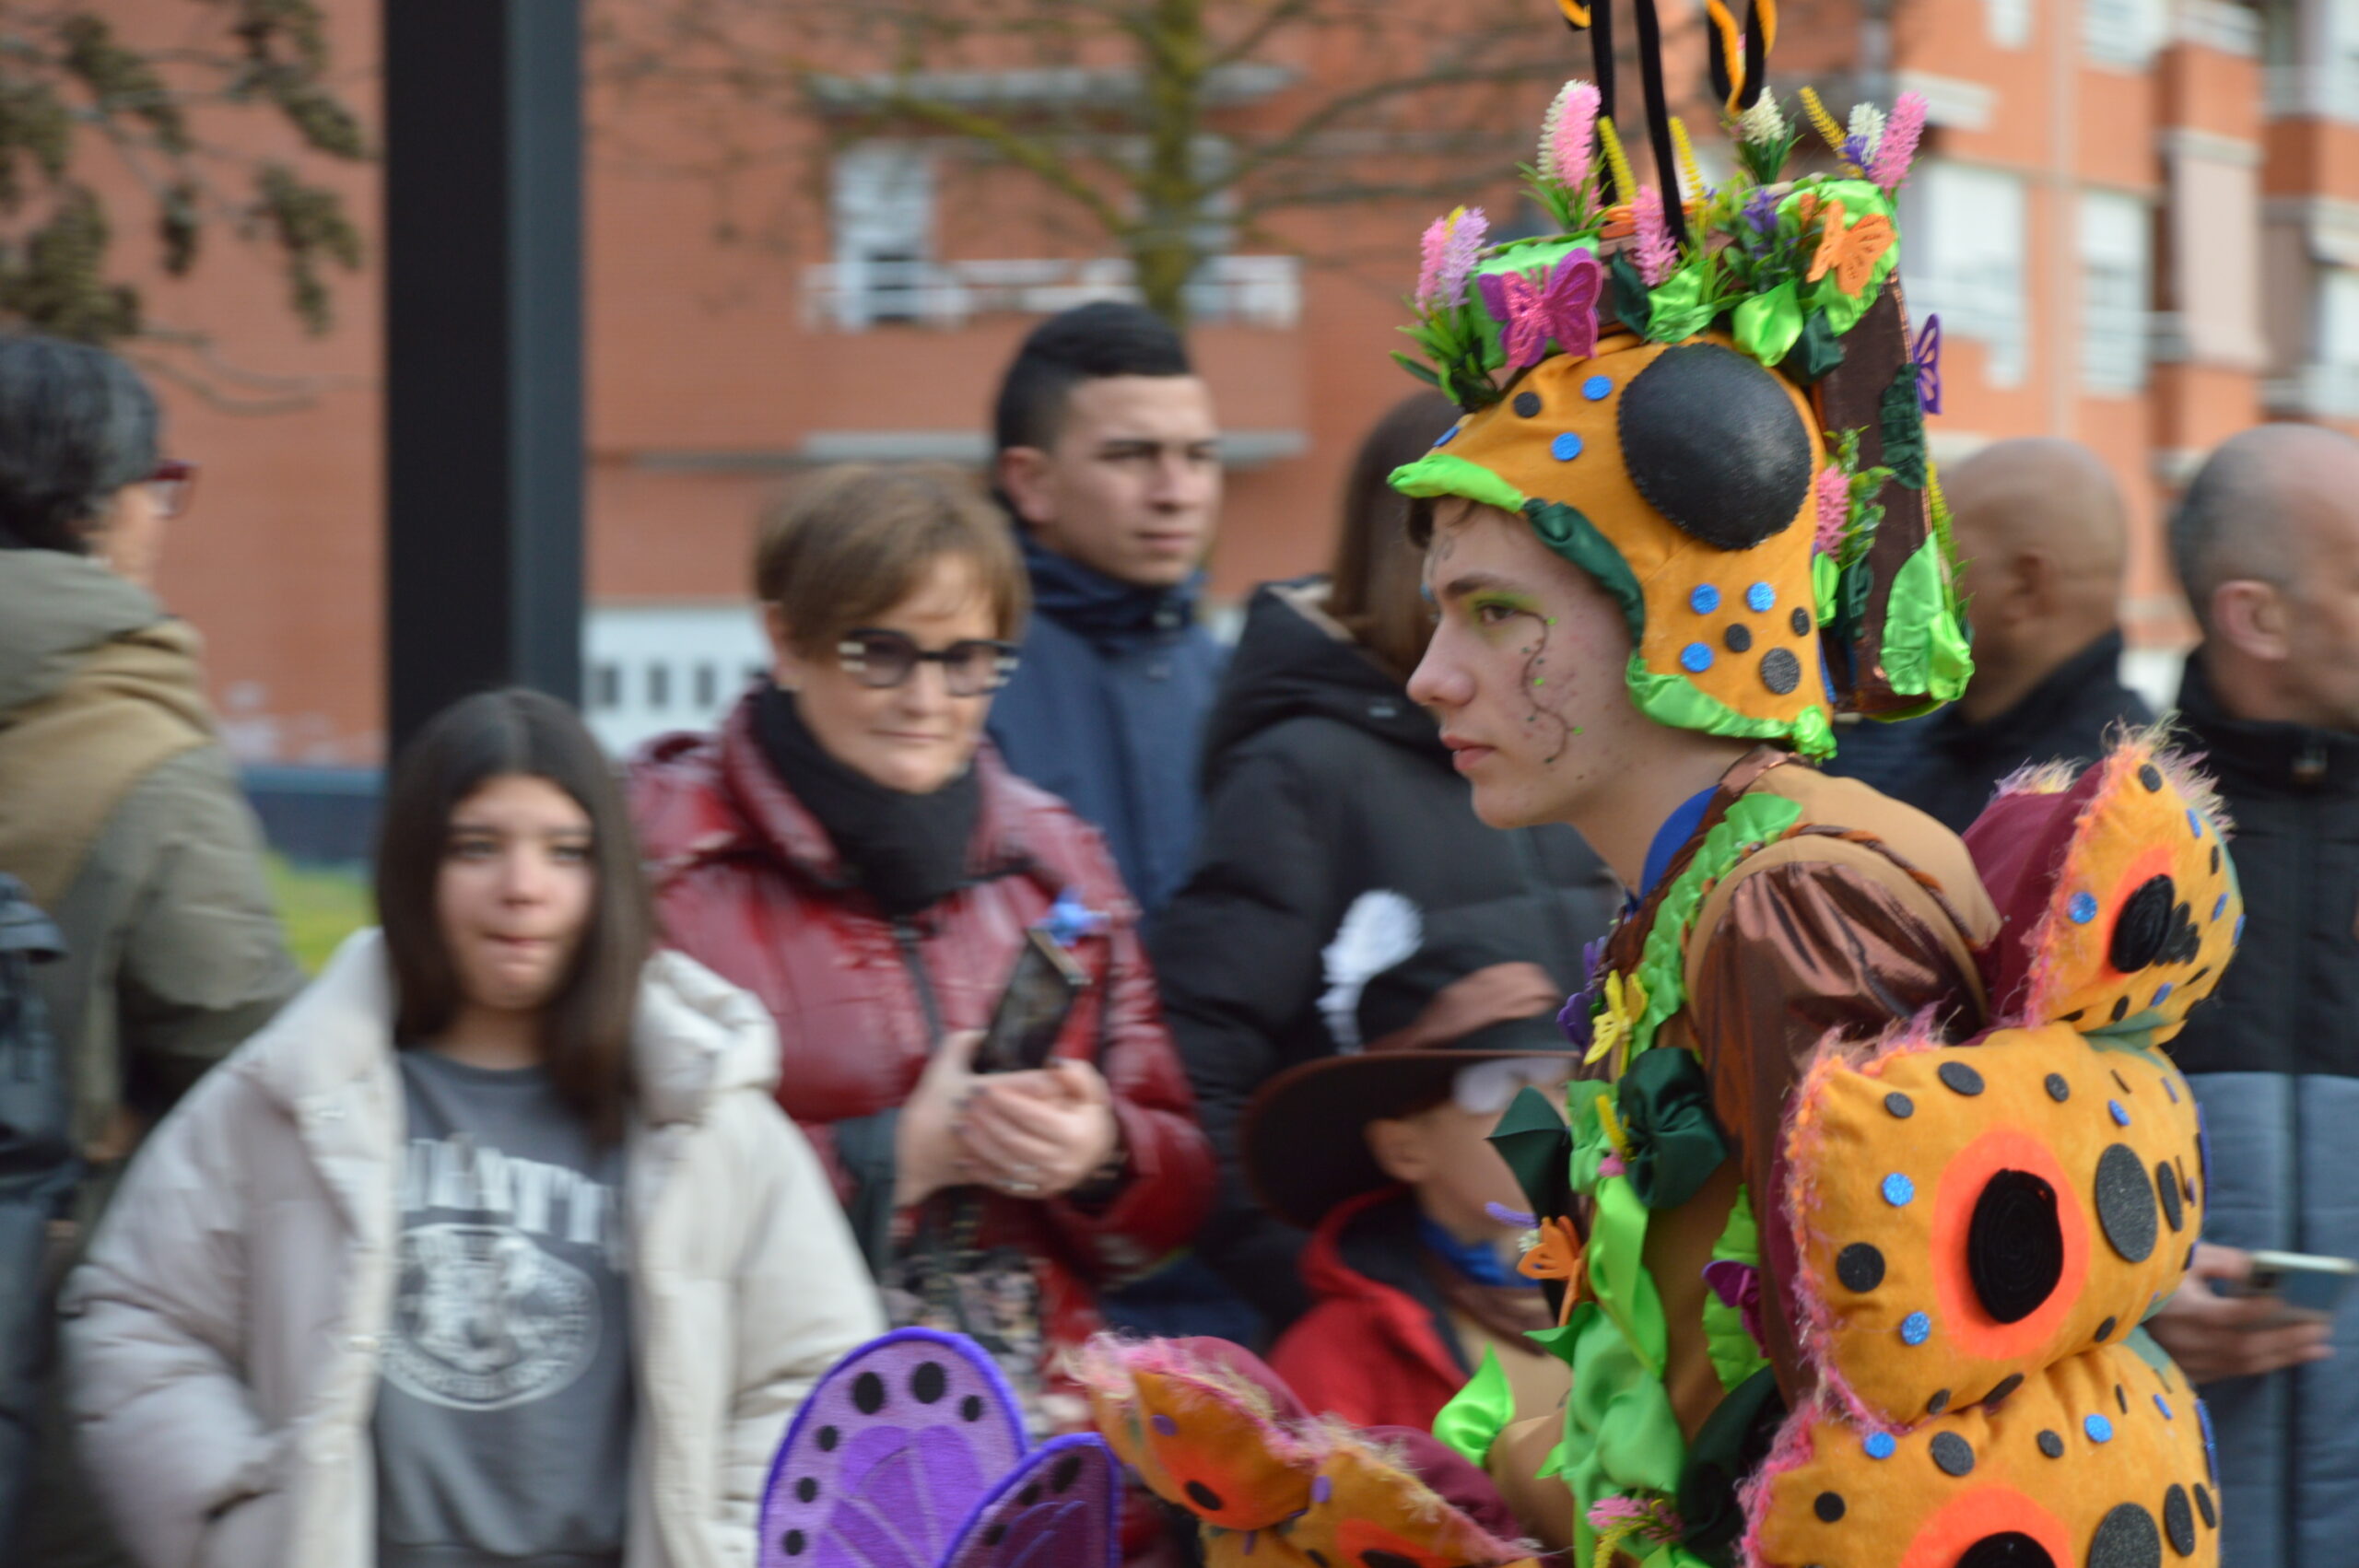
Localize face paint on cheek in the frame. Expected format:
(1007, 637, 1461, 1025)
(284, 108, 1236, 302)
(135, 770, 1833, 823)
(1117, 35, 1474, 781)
(1513, 616, 1584, 765)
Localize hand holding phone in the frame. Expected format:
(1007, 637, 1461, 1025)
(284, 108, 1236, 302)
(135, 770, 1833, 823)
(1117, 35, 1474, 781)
(2212, 1248, 2358, 1324)
(973, 926, 1092, 1075)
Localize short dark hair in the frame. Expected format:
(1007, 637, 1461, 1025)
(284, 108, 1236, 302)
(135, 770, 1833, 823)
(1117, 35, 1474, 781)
(374, 688, 652, 1144)
(1328, 391, 1460, 683)
(754, 462, 1029, 656)
(0, 334, 158, 553)
(991, 300, 1192, 454)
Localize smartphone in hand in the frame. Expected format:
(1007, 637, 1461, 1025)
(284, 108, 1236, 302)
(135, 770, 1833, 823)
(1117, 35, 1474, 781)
(973, 926, 1092, 1074)
(2214, 1249, 2358, 1324)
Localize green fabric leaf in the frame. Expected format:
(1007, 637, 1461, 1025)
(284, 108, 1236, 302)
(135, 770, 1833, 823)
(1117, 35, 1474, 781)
(1387, 451, 1529, 516)
(1625, 790, 1807, 1061)
(1433, 1346, 1517, 1468)
(1779, 310, 1847, 383)
(1674, 1367, 1785, 1566)
(1488, 1082, 1573, 1220)
(1553, 1300, 1689, 1568)
(1616, 1047, 1731, 1211)
(1610, 250, 1654, 336)
(1645, 267, 1713, 344)
(1389, 349, 1443, 388)
(1812, 552, 1839, 626)
(1527, 500, 1646, 644)
(1588, 1176, 1668, 1375)
(1625, 655, 1836, 760)
(1881, 537, 1975, 700)
(1699, 1186, 1769, 1397)
(1732, 279, 1804, 369)
(1879, 359, 1928, 489)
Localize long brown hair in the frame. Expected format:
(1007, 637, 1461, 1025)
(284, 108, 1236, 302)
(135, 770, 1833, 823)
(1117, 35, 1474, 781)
(374, 688, 652, 1144)
(1326, 391, 1461, 684)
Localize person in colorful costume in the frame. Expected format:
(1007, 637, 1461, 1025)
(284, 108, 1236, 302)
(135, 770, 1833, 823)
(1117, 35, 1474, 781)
(1076, 3, 2246, 1566)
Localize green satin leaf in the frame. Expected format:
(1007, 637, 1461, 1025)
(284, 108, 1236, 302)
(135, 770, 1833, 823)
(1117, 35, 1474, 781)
(1699, 1186, 1769, 1397)
(1625, 655, 1835, 760)
(1587, 1176, 1667, 1375)
(1387, 451, 1528, 515)
(1489, 1082, 1574, 1220)
(1527, 500, 1647, 645)
(1882, 538, 1975, 700)
(1433, 1346, 1517, 1468)
(1557, 1301, 1688, 1568)
(1676, 1367, 1785, 1566)
(1812, 552, 1838, 625)
(1645, 267, 1713, 344)
(1780, 310, 1847, 383)
(1616, 1047, 1731, 1211)
(1732, 279, 1804, 369)
(1609, 251, 1654, 335)
(1622, 789, 1807, 1063)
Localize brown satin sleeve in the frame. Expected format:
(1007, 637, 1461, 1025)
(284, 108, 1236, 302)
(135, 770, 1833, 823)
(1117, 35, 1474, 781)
(1684, 839, 1990, 1408)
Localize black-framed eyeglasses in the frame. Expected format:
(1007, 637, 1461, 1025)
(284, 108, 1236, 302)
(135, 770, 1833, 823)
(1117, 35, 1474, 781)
(836, 627, 1020, 696)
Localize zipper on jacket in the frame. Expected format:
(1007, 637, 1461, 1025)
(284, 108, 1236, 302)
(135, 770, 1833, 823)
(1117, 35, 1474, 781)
(892, 919, 945, 1044)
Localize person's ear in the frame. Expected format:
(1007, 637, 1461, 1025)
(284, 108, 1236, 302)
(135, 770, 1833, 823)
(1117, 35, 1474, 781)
(1365, 1115, 1435, 1186)
(2210, 579, 2288, 664)
(762, 603, 809, 693)
(997, 446, 1056, 529)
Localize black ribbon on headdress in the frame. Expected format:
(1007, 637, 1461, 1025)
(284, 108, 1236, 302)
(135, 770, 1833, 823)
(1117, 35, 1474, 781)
(1588, 0, 1619, 205)
(1629, 0, 1688, 248)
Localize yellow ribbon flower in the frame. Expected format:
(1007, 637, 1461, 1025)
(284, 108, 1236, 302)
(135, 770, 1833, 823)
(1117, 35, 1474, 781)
(1581, 969, 1649, 1072)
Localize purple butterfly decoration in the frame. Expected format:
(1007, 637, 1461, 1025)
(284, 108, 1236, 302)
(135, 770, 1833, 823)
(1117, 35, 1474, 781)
(1702, 1259, 1767, 1354)
(1476, 251, 1602, 369)
(1911, 313, 1942, 415)
(758, 1328, 1118, 1568)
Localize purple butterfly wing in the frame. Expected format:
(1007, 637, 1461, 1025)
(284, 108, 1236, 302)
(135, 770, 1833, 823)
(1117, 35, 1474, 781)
(1914, 313, 1942, 415)
(939, 1435, 1120, 1568)
(759, 1328, 1028, 1568)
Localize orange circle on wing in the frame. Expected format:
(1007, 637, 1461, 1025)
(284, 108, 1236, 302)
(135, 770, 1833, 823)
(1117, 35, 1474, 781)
(1897, 1486, 2073, 1568)
(2096, 842, 2176, 981)
(1930, 1125, 2091, 1363)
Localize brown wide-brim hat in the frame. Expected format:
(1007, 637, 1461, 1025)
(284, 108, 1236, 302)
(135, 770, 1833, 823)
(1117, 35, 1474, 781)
(1244, 960, 1574, 1231)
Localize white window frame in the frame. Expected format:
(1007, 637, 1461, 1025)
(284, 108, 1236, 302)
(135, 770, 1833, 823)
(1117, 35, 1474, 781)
(2079, 191, 2154, 394)
(1902, 161, 2031, 389)
(827, 141, 938, 329)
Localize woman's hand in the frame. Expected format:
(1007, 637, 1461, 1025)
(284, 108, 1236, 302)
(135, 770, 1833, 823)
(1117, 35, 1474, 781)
(2146, 1243, 2336, 1383)
(956, 1059, 1121, 1199)
(894, 1030, 983, 1209)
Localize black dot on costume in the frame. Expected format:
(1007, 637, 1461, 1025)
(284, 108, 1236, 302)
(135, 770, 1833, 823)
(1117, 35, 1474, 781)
(2046, 1073, 2071, 1102)
(1051, 1453, 1084, 1493)
(1926, 1388, 1951, 1415)
(984, 1524, 1007, 1547)
(1725, 624, 1755, 653)
(1958, 1533, 2058, 1568)
(1791, 605, 1813, 637)
(2060, 1010, 2086, 1024)
(1760, 647, 1802, 696)
(1513, 391, 1543, 418)
(1815, 1491, 1847, 1522)
(1987, 1372, 2025, 1407)
(795, 1477, 817, 1503)
(1969, 1168, 2065, 1324)
(1307, 1554, 1330, 1568)
(2195, 1484, 2216, 1529)
(2037, 1430, 2066, 1458)
(2111, 996, 2131, 1024)
(1363, 1553, 1421, 1568)
(1940, 1059, 1986, 1096)
(2157, 1161, 2185, 1233)
(784, 1527, 808, 1556)
(2110, 875, 2179, 973)
(1837, 1242, 1887, 1292)
(1019, 1484, 1041, 1506)
(2116, 1384, 2130, 1413)
(911, 1361, 947, 1403)
(2096, 1315, 2118, 1341)
(1185, 1480, 1224, 1512)
(2111, 1069, 2133, 1094)
(960, 1395, 984, 1422)
(1885, 1092, 1916, 1118)
(1930, 1432, 1976, 1476)
(1617, 343, 1813, 551)
(2088, 1502, 2163, 1568)
(2164, 1485, 2197, 1556)
(2140, 765, 2165, 792)
(2095, 1143, 2160, 1263)
(817, 1425, 839, 1452)
(2210, 846, 2221, 875)
(852, 1372, 886, 1414)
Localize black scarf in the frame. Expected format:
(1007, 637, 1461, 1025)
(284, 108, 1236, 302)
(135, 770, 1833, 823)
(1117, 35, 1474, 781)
(754, 684, 981, 918)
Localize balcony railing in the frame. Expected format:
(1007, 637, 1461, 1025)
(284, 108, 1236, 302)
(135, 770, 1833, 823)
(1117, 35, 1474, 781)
(2082, 300, 2151, 393)
(803, 255, 1302, 331)
(2266, 362, 2359, 420)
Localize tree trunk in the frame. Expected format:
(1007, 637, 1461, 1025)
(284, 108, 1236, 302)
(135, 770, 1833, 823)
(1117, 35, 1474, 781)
(1133, 0, 1210, 329)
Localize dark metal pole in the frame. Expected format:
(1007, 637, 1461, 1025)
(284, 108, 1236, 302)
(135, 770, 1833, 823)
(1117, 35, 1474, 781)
(384, 1, 584, 754)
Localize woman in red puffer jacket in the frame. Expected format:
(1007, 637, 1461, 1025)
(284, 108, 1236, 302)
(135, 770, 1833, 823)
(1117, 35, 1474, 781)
(628, 464, 1212, 1441)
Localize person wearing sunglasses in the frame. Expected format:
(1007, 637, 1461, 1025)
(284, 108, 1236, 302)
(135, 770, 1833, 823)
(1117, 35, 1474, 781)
(628, 463, 1213, 1500)
(0, 334, 298, 1565)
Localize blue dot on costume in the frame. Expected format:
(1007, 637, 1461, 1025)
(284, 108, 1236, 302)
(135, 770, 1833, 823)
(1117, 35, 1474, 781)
(2069, 892, 2099, 925)
(1882, 1173, 1915, 1206)
(2156, 1394, 2174, 1420)
(1746, 581, 1776, 613)
(1690, 584, 1721, 614)
(1434, 425, 1458, 447)
(1864, 1432, 1895, 1460)
(2154, 982, 2175, 1007)
(2200, 1398, 2217, 1482)
(2085, 1414, 2114, 1444)
(2213, 894, 2228, 920)
(1552, 431, 1585, 462)
(1900, 1312, 1931, 1345)
(2236, 915, 2247, 942)
(1583, 374, 1613, 401)
(1682, 643, 1715, 673)
(2189, 808, 2203, 837)
(2109, 1099, 2130, 1127)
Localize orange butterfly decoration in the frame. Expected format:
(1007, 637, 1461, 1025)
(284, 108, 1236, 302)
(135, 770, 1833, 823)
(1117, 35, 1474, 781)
(1806, 199, 1894, 297)
(1516, 1215, 1590, 1326)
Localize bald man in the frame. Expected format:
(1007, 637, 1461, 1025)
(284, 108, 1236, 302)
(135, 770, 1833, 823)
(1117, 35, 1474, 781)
(2143, 424, 2359, 1568)
(1870, 438, 2154, 831)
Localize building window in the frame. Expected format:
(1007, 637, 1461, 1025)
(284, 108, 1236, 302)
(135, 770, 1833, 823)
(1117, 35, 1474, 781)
(2079, 192, 2153, 394)
(1903, 162, 2029, 388)
(828, 141, 935, 328)
(1986, 0, 2032, 48)
(694, 661, 718, 709)
(591, 662, 620, 710)
(647, 663, 670, 711)
(2084, 0, 2167, 66)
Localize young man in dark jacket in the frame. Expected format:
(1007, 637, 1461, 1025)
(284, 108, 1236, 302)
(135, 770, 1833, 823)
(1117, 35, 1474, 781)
(987, 302, 1225, 919)
(2146, 423, 2359, 1568)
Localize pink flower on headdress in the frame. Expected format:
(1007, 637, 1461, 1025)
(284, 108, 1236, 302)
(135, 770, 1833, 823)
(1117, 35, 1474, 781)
(1632, 186, 1678, 287)
(1476, 249, 1603, 369)
(1813, 464, 1849, 555)
(1871, 91, 1928, 192)
(1542, 80, 1601, 192)
(1415, 205, 1489, 313)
